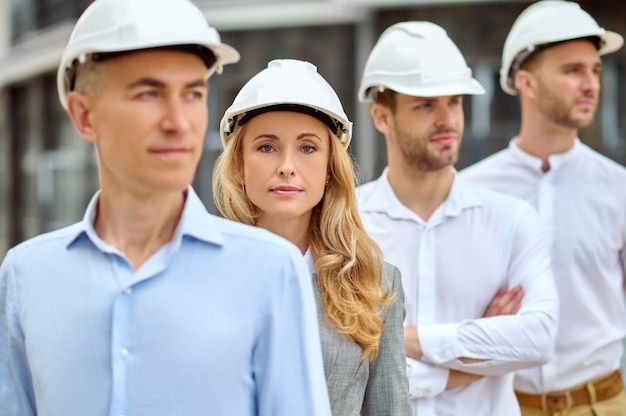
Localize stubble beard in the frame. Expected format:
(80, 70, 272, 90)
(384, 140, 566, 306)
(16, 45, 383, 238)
(394, 125, 460, 172)
(537, 80, 597, 130)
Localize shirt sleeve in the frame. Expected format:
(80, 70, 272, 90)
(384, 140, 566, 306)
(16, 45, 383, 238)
(418, 204, 559, 376)
(362, 264, 411, 415)
(253, 248, 331, 416)
(406, 358, 449, 399)
(0, 252, 36, 416)
(621, 258, 626, 300)
(619, 204, 626, 295)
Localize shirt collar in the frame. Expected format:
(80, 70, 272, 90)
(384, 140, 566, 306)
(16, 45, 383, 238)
(443, 174, 484, 218)
(66, 186, 225, 253)
(303, 247, 315, 275)
(361, 167, 483, 222)
(509, 137, 582, 172)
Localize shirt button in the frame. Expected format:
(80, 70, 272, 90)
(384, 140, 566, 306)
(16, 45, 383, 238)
(120, 348, 129, 358)
(124, 287, 132, 295)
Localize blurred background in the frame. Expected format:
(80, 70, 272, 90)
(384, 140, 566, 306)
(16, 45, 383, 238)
(2, 0, 626, 254)
(0, 0, 625, 374)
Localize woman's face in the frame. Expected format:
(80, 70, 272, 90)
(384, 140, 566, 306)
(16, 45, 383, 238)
(240, 111, 331, 224)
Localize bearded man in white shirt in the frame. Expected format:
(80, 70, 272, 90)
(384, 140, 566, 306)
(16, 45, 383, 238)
(461, 1, 626, 415)
(356, 21, 559, 416)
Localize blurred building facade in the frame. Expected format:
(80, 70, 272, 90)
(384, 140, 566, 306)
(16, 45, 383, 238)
(1, 0, 626, 256)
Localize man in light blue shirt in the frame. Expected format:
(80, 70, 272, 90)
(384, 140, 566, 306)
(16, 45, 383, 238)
(0, 0, 331, 415)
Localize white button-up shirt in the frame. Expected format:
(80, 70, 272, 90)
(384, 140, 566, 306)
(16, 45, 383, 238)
(357, 170, 559, 416)
(461, 139, 626, 393)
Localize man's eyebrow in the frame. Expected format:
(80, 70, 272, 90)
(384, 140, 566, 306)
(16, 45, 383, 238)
(126, 78, 165, 89)
(126, 78, 208, 89)
(186, 79, 209, 89)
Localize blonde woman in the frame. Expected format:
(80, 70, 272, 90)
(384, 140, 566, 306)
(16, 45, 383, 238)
(213, 59, 410, 415)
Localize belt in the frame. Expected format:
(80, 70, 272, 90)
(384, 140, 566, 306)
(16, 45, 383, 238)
(516, 370, 624, 411)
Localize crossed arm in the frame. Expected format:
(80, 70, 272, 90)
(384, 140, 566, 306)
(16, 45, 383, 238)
(405, 284, 525, 390)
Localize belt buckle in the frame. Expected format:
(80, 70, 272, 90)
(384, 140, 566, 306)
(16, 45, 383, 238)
(541, 390, 573, 411)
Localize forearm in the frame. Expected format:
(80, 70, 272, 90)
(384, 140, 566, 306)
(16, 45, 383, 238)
(406, 326, 488, 365)
(404, 326, 422, 359)
(419, 309, 558, 376)
(446, 369, 484, 390)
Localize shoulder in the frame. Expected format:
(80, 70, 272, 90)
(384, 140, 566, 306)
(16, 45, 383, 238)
(207, 216, 308, 288)
(456, 178, 541, 235)
(381, 261, 404, 299)
(4, 222, 85, 262)
(356, 177, 383, 203)
(579, 143, 626, 177)
(210, 215, 300, 256)
(356, 179, 378, 194)
(460, 176, 534, 213)
(461, 148, 512, 177)
(382, 262, 401, 286)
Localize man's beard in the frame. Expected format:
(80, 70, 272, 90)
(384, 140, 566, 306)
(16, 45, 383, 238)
(536, 80, 598, 129)
(394, 124, 460, 171)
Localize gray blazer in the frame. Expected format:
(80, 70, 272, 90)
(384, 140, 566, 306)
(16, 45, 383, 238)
(313, 262, 411, 416)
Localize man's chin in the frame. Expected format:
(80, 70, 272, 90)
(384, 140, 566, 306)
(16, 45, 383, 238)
(573, 117, 595, 130)
(562, 112, 596, 130)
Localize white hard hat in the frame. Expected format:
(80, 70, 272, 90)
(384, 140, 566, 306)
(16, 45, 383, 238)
(501, 0, 623, 95)
(57, 0, 240, 109)
(220, 59, 352, 147)
(358, 21, 485, 103)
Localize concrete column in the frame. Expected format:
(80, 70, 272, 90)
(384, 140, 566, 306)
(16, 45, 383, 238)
(600, 60, 619, 153)
(353, 12, 377, 184)
(0, 0, 10, 55)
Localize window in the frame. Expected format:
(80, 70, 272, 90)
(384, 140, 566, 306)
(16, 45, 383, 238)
(6, 74, 98, 248)
(10, 0, 90, 44)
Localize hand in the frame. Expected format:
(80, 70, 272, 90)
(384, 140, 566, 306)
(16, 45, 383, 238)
(404, 326, 423, 359)
(483, 284, 524, 317)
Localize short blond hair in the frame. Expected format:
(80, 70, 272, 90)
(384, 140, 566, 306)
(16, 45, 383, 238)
(72, 57, 104, 98)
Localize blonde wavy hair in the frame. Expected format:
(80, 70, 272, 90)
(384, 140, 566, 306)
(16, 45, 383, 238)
(213, 120, 393, 360)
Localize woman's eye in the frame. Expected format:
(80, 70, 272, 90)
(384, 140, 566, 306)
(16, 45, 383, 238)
(302, 145, 316, 154)
(259, 144, 274, 152)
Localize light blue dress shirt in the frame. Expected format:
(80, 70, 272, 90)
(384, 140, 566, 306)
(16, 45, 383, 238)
(0, 188, 330, 416)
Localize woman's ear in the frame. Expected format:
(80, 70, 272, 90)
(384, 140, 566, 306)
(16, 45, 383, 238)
(66, 91, 97, 143)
